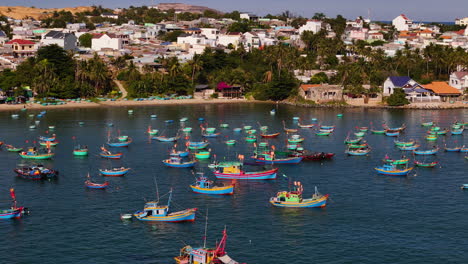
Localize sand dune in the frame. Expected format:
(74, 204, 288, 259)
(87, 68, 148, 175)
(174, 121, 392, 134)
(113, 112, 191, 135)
(0, 6, 92, 20)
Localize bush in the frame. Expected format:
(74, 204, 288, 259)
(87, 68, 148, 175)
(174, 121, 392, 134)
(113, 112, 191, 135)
(387, 88, 409, 106)
(210, 92, 219, 99)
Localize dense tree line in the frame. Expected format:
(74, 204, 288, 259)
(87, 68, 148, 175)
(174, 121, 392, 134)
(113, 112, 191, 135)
(0, 45, 113, 98)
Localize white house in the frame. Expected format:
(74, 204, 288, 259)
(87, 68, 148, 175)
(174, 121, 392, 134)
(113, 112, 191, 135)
(392, 14, 413, 32)
(298, 20, 323, 35)
(101, 13, 119, 20)
(177, 34, 208, 46)
(243, 32, 260, 50)
(41, 30, 77, 50)
(217, 32, 242, 48)
(455, 17, 468, 26)
(66, 23, 86, 31)
(200, 28, 219, 40)
(91, 33, 122, 51)
(383, 76, 417, 95)
(449, 71, 468, 92)
(465, 25, 468, 36)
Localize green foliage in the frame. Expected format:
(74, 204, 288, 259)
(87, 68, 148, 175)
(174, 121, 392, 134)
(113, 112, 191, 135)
(210, 92, 219, 99)
(309, 72, 329, 84)
(369, 40, 385, 47)
(78, 33, 93, 48)
(387, 88, 409, 106)
(227, 22, 251, 33)
(161, 30, 184, 42)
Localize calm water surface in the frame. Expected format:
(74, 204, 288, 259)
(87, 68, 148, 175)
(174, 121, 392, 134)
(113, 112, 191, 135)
(0, 104, 467, 264)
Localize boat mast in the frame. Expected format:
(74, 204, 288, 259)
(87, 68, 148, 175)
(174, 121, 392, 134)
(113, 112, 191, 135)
(167, 188, 173, 209)
(203, 209, 208, 248)
(153, 176, 160, 202)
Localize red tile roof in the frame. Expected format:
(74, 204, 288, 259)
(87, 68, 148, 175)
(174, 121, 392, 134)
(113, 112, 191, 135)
(423, 82, 461, 95)
(5, 39, 35, 45)
(299, 84, 321, 91)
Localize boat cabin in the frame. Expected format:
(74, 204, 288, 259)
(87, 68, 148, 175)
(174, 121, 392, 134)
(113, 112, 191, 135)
(220, 164, 241, 174)
(143, 202, 168, 217)
(275, 191, 302, 203)
(169, 154, 183, 164)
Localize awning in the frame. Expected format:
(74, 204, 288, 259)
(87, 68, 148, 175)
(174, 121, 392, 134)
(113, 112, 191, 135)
(218, 254, 239, 264)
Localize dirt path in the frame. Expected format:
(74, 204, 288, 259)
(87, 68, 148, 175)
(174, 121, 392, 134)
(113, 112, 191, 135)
(114, 80, 128, 99)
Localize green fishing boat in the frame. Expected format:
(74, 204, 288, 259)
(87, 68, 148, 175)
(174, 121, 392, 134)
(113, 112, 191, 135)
(195, 151, 211, 159)
(245, 135, 257, 142)
(226, 140, 236, 145)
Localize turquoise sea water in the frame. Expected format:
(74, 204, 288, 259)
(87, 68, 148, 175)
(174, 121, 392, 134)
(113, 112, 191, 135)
(0, 104, 466, 263)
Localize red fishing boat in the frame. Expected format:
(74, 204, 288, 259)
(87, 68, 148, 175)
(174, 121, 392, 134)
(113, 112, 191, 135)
(260, 132, 280, 138)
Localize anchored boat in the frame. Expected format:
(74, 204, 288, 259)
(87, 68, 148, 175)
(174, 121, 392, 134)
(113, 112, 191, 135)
(270, 183, 328, 208)
(190, 173, 234, 195)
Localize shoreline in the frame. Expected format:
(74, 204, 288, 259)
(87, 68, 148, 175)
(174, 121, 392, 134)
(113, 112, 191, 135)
(0, 98, 466, 112)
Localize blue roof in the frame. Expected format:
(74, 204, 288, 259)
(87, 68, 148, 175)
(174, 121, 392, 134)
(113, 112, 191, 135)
(0, 31, 6, 37)
(389, 76, 411, 87)
(161, 42, 172, 45)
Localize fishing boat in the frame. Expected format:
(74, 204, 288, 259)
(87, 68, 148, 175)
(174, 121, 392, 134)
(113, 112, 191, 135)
(298, 122, 314, 128)
(14, 165, 58, 180)
(38, 135, 56, 142)
(19, 148, 54, 160)
(292, 152, 335, 161)
(243, 125, 252, 130)
(190, 173, 234, 195)
(344, 138, 361, 144)
(175, 228, 241, 264)
(153, 135, 179, 142)
(5, 145, 23, 152)
(220, 123, 229, 128)
(394, 140, 415, 147)
(107, 138, 132, 147)
(451, 129, 464, 135)
(195, 151, 211, 159)
(252, 153, 302, 164)
(213, 161, 278, 180)
(370, 129, 386, 134)
(359, 127, 369, 132)
(163, 154, 197, 168)
(118, 135, 129, 141)
(337, 114, 343, 118)
(188, 141, 209, 150)
(316, 131, 332, 136)
(0, 189, 26, 219)
(383, 158, 409, 165)
(287, 135, 304, 143)
(374, 164, 413, 176)
(435, 129, 449, 135)
(182, 127, 192, 133)
(414, 161, 438, 168)
(134, 189, 197, 222)
(413, 148, 439, 155)
(346, 148, 371, 156)
(445, 146, 461, 152)
(202, 132, 220, 138)
(225, 140, 236, 146)
(385, 131, 400, 137)
(245, 135, 257, 142)
(39, 140, 59, 147)
(348, 143, 369, 149)
(99, 147, 123, 159)
(421, 121, 434, 127)
(260, 132, 280, 138)
(320, 125, 335, 130)
(283, 121, 298, 133)
(180, 117, 188, 122)
(270, 183, 328, 208)
(270, 109, 276, 115)
(426, 134, 438, 141)
(383, 123, 406, 132)
(354, 131, 365, 137)
(398, 144, 420, 151)
(99, 167, 130, 176)
(233, 128, 242, 132)
(73, 145, 89, 156)
(460, 147, 468, 153)
(461, 184, 468, 189)
(84, 174, 109, 189)
(430, 126, 441, 131)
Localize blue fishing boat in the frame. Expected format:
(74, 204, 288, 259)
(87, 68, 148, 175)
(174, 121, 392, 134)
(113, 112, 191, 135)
(188, 141, 209, 150)
(346, 148, 371, 156)
(385, 131, 400, 137)
(0, 189, 26, 219)
(413, 148, 439, 155)
(99, 167, 130, 176)
(107, 138, 132, 147)
(460, 147, 468, 153)
(398, 144, 420, 151)
(202, 132, 220, 138)
(451, 129, 464, 135)
(134, 189, 197, 222)
(14, 165, 58, 180)
(251, 153, 302, 164)
(162, 154, 197, 168)
(190, 173, 234, 195)
(270, 183, 328, 208)
(445, 146, 461, 152)
(99, 146, 122, 159)
(233, 128, 242, 132)
(39, 135, 56, 142)
(374, 164, 413, 176)
(213, 162, 278, 180)
(270, 109, 276, 115)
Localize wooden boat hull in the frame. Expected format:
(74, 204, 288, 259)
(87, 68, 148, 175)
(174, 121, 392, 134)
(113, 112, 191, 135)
(413, 149, 438, 155)
(107, 141, 131, 147)
(371, 130, 386, 134)
(374, 167, 413, 176)
(215, 168, 278, 180)
(153, 136, 179, 142)
(261, 133, 280, 138)
(7, 148, 23, 152)
(85, 181, 109, 189)
(346, 150, 370, 156)
(190, 185, 234, 195)
(316, 132, 331, 136)
(414, 161, 438, 168)
(162, 160, 196, 168)
(100, 153, 122, 159)
(195, 152, 211, 159)
(0, 207, 24, 219)
(99, 168, 130, 176)
(19, 153, 54, 160)
(398, 145, 419, 151)
(385, 132, 400, 137)
(134, 208, 197, 222)
(445, 148, 461, 152)
(270, 195, 328, 208)
(251, 157, 302, 164)
(14, 168, 57, 180)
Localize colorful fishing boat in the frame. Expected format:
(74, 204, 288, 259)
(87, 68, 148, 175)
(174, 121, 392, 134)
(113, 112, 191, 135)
(134, 189, 197, 222)
(19, 148, 54, 160)
(398, 144, 420, 151)
(421, 121, 433, 127)
(0, 189, 26, 219)
(147, 127, 159, 135)
(107, 138, 132, 147)
(414, 161, 438, 168)
(99, 147, 123, 159)
(213, 162, 278, 180)
(283, 121, 298, 133)
(190, 173, 234, 195)
(99, 167, 130, 176)
(174, 228, 241, 264)
(195, 151, 211, 159)
(354, 131, 365, 137)
(374, 164, 413, 176)
(383, 158, 409, 165)
(451, 129, 464, 135)
(225, 140, 236, 146)
(320, 125, 335, 130)
(344, 138, 361, 144)
(163, 154, 197, 168)
(394, 140, 415, 147)
(287, 135, 304, 143)
(413, 148, 439, 155)
(348, 143, 368, 149)
(270, 183, 328, 208)
(38, 135, 56, 142)
(5, 145, 23, 152)
(260, 132, 280, 138)
(73, 145, 89, 156)
(460, 147, 468, 153)
(220, 123, 229, 128)
(202, 132, 220, 138)
(370, 129, 386, 134)
(445, 146, 461, 152)
(14, 165, 58, 180)
(359, 127, 369, 132)
(118, 135, 129, 141)
(252, 153, 302, 164)
(153, 135, 179, 142)
(385, 131, 400, 137)
(346, 148, 371, 156)
(39, 140, 59, 147)
(316, 131, 332, 136)
(188, 141, 209, 150)
(84, 174, 109, 189)
(383, 123, 406, 132)
(298, 123, 314, 128)
(245, 135, 257, 142)
(182, 127, 192, 133)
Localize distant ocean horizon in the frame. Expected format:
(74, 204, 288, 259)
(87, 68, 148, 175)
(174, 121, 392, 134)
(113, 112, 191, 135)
(377, 21, 455, 25)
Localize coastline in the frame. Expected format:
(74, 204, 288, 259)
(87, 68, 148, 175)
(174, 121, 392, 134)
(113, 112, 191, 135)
(0, 98, 466, 112)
